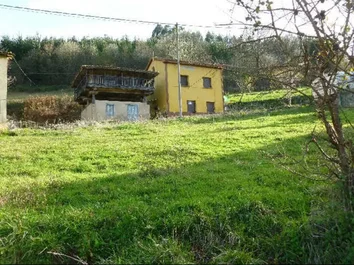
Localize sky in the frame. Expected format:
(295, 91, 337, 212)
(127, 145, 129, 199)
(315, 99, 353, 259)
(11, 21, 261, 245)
(0, 0, 243, 40)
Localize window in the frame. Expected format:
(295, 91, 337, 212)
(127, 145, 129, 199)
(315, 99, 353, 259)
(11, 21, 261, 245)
(206, 102, 215, 114)
(127, 104, 139, 121)
(187, 100, 196, 113)
(181, 75, 189, 87)
(106, 104, 115, 118)
(203, 77, 212, 88)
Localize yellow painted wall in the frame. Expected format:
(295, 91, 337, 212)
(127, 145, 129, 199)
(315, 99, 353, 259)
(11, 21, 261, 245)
(0, 56, 8, 123)
(148, 59, 224, 115)
(147, 60, 168, 113)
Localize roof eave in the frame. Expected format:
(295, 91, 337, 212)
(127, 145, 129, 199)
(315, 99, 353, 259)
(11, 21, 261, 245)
(145, 58, 154, 71)
(71, 66, 87, 88)
(147, 57, 223, 69)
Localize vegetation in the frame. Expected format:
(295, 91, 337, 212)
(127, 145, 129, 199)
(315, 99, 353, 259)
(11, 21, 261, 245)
(23, 95, 81, 124)
(227, 88, 312, 104)
(233, 0, 354, 207)
(1, 3, 353, 262)
(0, 105, 353, 264)
(1, 29, 303, 93)
(7, 87, 313, 122)
(7, 86, 72, 121)
(226, 88, 313, 109)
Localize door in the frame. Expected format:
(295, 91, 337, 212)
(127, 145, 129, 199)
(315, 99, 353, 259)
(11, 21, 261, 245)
(187, 100, 196, 114)
(127, 104, 139, 121)
(206, 102, 215, 114)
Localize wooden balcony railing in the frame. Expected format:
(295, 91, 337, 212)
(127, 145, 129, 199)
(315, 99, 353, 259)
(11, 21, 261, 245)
(87, 75, 154, 90)
(74, 74, 155, 101)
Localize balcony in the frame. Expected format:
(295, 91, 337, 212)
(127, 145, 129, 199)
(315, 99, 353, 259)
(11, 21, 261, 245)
(72, 65, 159, 105)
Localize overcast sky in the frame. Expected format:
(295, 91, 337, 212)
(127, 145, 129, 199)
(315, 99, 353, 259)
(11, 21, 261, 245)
(0, 0, 245, 40)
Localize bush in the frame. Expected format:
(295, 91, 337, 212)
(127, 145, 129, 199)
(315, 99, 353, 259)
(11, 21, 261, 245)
(24, 95, 82, 124)
(7, 100, 25, 120)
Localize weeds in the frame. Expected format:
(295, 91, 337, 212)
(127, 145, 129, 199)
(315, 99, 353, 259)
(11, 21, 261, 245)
(23, 95, 81, 124)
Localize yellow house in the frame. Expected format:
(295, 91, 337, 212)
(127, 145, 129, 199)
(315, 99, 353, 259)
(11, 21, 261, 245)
(146, 57, 224, 116)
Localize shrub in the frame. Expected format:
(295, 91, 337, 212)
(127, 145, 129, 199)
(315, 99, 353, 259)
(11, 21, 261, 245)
(23, 95, 82, 124)
(7, 100, 25, 120)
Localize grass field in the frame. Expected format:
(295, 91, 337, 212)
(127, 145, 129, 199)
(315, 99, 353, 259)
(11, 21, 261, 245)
(2, 87, 354, 263)
(8, 86, 72, 101)
(1, 103, 354, 264)
(226, 88, 312, 104)
(7, 85, 72, 99)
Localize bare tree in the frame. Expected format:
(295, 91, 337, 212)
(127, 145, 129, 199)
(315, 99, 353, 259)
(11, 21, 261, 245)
(230, 0, 354, 205)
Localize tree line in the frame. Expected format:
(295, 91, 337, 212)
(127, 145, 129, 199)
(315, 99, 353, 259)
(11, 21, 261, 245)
(1, 25, 317, 92)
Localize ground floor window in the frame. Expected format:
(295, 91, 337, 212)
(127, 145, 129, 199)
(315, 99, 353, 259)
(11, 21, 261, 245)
(206, 102, 215, 113)
(127, 104, 139, 121)
(106, 103, 115, 118)
(187, 100, 196, 113)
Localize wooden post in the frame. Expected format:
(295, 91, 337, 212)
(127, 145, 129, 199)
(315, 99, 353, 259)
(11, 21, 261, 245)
(176, 23, 182, 117)
(91, 92, 97, 121)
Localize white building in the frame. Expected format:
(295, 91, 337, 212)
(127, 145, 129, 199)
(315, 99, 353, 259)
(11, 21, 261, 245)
(0, 52, 11, 124)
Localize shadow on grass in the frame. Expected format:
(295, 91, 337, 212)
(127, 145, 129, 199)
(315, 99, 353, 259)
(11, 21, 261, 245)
(3, 129, 346, 265)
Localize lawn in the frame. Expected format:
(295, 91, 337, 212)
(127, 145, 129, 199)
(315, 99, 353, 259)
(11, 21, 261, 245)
(226, 87, 312, 104)
(0, 102, 353, 263)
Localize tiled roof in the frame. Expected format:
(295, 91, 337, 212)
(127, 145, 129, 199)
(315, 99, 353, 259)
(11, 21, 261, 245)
(146, 57, 224, 70)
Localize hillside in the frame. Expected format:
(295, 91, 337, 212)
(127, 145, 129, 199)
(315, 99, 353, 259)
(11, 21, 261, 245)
(227, 88, 312, 103)
(1, 105, 353, 264)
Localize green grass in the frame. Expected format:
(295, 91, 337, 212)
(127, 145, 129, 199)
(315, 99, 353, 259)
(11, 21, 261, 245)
(1, 86, 354, 264)
(1, 105, 353, 264)
(8, 86, 72, 101)
(227, 88, 312, 103)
